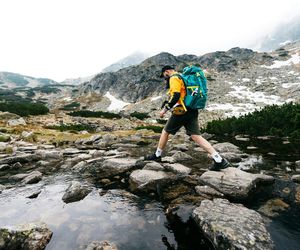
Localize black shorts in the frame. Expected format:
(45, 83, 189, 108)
(164, 109, 200, 135)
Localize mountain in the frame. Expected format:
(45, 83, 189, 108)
(101, 51, 150, 73)
(60, 75, 94, 86)
(257, 16, 300, 51)
(0, 72, 58, 89)
(74, 42, 300, 122)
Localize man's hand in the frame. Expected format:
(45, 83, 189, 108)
(159, 108, 167, 118)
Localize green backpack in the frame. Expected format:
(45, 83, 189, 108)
(179, 65, 208, 110)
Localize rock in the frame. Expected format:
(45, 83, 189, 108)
(171, 151, 193, 162)
(219, 152, 244, 162)
(62, 181, 92, 203)
(35, 150, 63, 159)
(23, 171, 43, 184)
(62, 147, 82, 155)
(27, 190, 42, 199)
(7, 117, 26, 126)
(86, 240, 118, 250)
(199, 167, 274, 200)
(192, 199, 274, 250)
(291, 175, 300, 183)
(295, 160, 300, 170)
(92, 158, 138, 178)
(258, 198, 290, 217)
(213, 142, 242, 154)
(0, 184, 5, 193)
(143, 162, 164, 171)
(295, 186, 300, 203)
(11, 162, 22, 170)
(0, 154, 41, 165)
(10, 173, 30, 181)
(0, 222, 53, 250)
(21, 131, 34, 139)
(235, 135, 250, 141)
(0, 111, 20, 120)
(163, 163, 191, 175)
(0, 164, 10, 171)
(171, 144, 189, 152)
(195, 185, 224, 198)
(129, 169, 175, 192)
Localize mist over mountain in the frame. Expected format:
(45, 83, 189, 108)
(101, 51, 150, 73)
(257, 15, 300, 51)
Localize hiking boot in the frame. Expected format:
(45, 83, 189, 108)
(209, 158, 230, 171)
(144, 153, 162, 162)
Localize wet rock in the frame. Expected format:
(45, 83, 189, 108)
(7, 117, 26, 126)
(62, 181, 92, 203)
(143, 162, 164, 171)
(195, 185, 224, 198)
(292, 175, 300, 183)
(0, 184, 5, 193)
(171, 151, 193, 162)
(129, 169, 175, 192)
(0, 164, 10, 171)
(26, 190, 42, 199)
(0, 222, 53, 250)
(93, 158, 138, 178)
(23, 171, 43, 184)
(213, 142, 242, 154)
(199, 167, 274, 200)
(86, 240, 118, 250)
(192, 199, 274, 250)
(163, 163, 191, 175)
(0, 154, 41, 165)
(258, 198, 290, 217)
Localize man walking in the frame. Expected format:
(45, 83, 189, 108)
(144, 65, 229, 171)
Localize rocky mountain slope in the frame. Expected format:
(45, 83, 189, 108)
(74, 41, 300, 121)
(0, 72, 58, 89)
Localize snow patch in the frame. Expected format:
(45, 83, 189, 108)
(206, 103, 257, 117)
(282, 82, 300, 88)
(63, 97, 72, 101)
(279, 40, 291, 46)
(228, 86, 283, 105)
(104, 92, 130, 111)
(261, 53, 300, 69)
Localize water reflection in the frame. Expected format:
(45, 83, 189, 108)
(0, 174, 176, 250)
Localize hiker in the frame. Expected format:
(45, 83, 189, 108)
(144, 65, 229, 171)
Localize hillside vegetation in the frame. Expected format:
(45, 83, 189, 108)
(204, 103, 300, 140)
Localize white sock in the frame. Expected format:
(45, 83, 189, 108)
(211, 152, 222, 163)
(155, 148, 163, 157)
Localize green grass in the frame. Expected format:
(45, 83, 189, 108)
(68, 110, 121, 119)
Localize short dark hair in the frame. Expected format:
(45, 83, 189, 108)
(160, 65, 175, 77)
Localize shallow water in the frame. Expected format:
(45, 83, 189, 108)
(0, 174, 177, 250)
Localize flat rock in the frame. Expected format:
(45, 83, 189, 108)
(129, 169, 175, 192)
(0, 222, 52, 250)
(195, 185, 224, 198)
(199, 167, 274, 200)
(213, 142, 242, 154)
(62, 181, 92, 203)
(163, 163, 191, 175)
(0, 154, 41, 165)
(22, 171, 43, 184)
(192, 199, 274, 250)
(143, 162, 164, 171)
(171, 151, 193, 162)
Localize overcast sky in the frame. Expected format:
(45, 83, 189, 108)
(1, 0, 300, 82)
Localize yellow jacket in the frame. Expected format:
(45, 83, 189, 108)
(168, 72, 187, 111)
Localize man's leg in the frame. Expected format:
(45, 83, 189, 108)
(191, 134, 229, 169)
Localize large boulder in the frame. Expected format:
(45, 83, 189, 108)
(199, 167, 274, 200)
(7, 117, 26, 126)
(62, 181, 92, 203)
(129, 169, 175, 192)
(192, 199, 274, 250)
(0, 222, 53, 250)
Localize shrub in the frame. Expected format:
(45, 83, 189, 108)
(130, 112, 150, 120)
(135, 125, 163, 133)
(68, 110, 121, 119)
(60, 102, 80, 111)
(0, 102, 49, 116)
(45, 123, 95, 132)
(204, 103, 300, 139)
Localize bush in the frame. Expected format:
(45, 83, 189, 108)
(204, 103, 300, 139)
(45, 123, 95, 132)
(0, 102, 49, 116)
(60, 102, 80, 111)
(135, 125, 163, 133)
(68, 110, 121, 119)
(130, 112, 150, 120)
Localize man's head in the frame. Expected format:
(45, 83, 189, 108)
(160, 65, 175, 79)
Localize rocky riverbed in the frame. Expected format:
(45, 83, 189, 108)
(0, 115, 300, 249)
